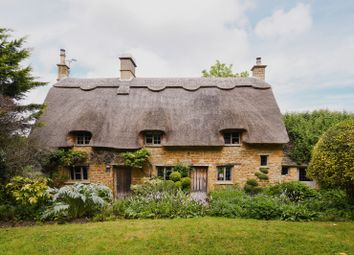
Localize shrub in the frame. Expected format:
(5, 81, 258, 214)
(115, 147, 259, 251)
(255, 172, 269, 180)
(131, 178, 178, 196)
(259, 168, 269, 174)
(181, 177, 191, 189)
(266, 182, 318, 202)
(175, 181, 182, 189)
(280, 204, 318, 221)
(0, 204, 16, 221)
(172, 163, 190, 177)
(245, 195, 282, 220)
(113, 189, 206, 219)
(169, 171, 181, 182)
(49, 149, 87, 167)
(244, 179, 262, 195)
(42, 183, 112, 220)
(122, 149, 150, 168)
(307, 120, 354, 203)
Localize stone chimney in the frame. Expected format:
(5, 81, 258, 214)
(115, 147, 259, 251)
(57, 49, 70, 81)
(119, 54, 136, 80)
(251, 57, 267, 80)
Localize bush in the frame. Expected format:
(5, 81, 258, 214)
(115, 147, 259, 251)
(172, 163, 190, 177)
(259, 168, 269, 174)
(255, 172, 269, 180)
(181, 177, 191, 189)
(42, 183, 112, 220)
(169, 171, 181, 182)
(0, 204, 16, 221)
(131, 178, 178, 196)
(307, 120, 354, 203)
(113, 189, 206, 219)
(244, 179, 262, 195)
(3, 176, 52, 220)
(266, 182, 318, 202)
(280, 204, 318, 221)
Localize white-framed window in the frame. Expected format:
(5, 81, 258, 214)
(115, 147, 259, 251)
(145, 132, 161, 145)
(217, 166, 232, 181)
(156, 166, 173, 180)
(223, 132, 240, 145)
(260, 155, 268, 166)
(70, 166, 88, 181)
(75, 132, 91, 145)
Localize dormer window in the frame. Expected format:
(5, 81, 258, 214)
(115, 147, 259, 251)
(74, 131, 92, 145)
(223, 132, 240, 145)
(145, 132, 161, 145)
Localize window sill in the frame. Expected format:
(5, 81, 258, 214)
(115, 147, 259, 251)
(224, 144, 241, 147)
(215, 181, 233, 185)
(73, 144, 91, 147)
(65, 180, 90, 184)
(145, 145, 162, 148)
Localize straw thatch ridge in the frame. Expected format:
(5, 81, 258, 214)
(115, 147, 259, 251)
(31, 77, 289, 149)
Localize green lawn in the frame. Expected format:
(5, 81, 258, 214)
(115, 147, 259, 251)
(0, 218, 353, 255)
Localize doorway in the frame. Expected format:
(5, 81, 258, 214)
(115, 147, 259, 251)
(191, 167, 208, 192)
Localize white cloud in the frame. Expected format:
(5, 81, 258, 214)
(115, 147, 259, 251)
(255, 3, 312, 39)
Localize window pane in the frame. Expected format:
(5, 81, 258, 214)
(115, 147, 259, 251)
(82, 167, 88, 180)
(74, 167, 82, 180)
(70, 168, 75, 180)
(157, 167, 164, 178)
(153, 134, 161, 144)
(224, 133, 231, 144)
(145, 135, 153, 144)
(77, 136, 84, 144)
(281, 166, 289, 175)
(231, 133, 240, 144)
(299, 168, 311, 181)
(260, 155, 268, 166)
(217, 167, 225, 181)
(225, 167, 231, 181)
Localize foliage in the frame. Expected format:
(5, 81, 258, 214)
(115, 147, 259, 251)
(265, 182, 318, 202)
(1, 176, 51, 220)
(259, 167, 269, 174)
(283, 110, 354, 164)
(122, 149, 150, 168)
(113, 189, 206, 219)
(172, 162, 190, 177)
(0, 204, 16, 221)
(308, 120, 354, 203)
(0, 28, 47, 179)
(243, 179, 262, 195)
(181, 177, 191, 189)
(255, 172, 269, 180)
(169, 171, 181, 182)
(131, 178, 178, 196)
(48, 149, 87, 167)
(0, 27, 46, 99)
(202, 60, 249, 78)
(42, 183, 113, 220)
(5, 176, 51, 205)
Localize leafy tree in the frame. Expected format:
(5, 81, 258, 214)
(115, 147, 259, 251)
(307, 120, 354, 204)
(202, 60, 249, 78)
(0, 27, 47, 180)
(283, 110, 354, 164)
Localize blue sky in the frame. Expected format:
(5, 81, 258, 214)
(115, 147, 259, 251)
(1, 0, 353, 112)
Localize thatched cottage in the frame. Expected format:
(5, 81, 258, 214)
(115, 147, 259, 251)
(32, 49, 309, 197)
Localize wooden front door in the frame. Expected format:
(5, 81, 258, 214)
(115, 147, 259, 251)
(116, 167, 132, 197)
(191, 167, 208, 192)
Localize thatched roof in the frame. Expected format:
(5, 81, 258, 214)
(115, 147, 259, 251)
(31, 77, 289, 149)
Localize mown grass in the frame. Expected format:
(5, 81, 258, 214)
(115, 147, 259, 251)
(0, 217, 353, 255)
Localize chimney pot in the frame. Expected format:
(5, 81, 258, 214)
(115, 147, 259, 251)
(251, 57, 267, 81)
(57, 49, 70, 81)
(119, 54, 137, 80)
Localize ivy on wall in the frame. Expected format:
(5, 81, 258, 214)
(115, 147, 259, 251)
(122, 149, 150, 168)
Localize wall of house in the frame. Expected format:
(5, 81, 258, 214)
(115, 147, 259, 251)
(64, 144, 302, 194)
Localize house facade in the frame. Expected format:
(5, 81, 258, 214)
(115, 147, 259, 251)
(31, 49, 309, 197)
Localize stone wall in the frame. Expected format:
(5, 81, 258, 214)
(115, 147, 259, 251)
(64, 144, 301, 194)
